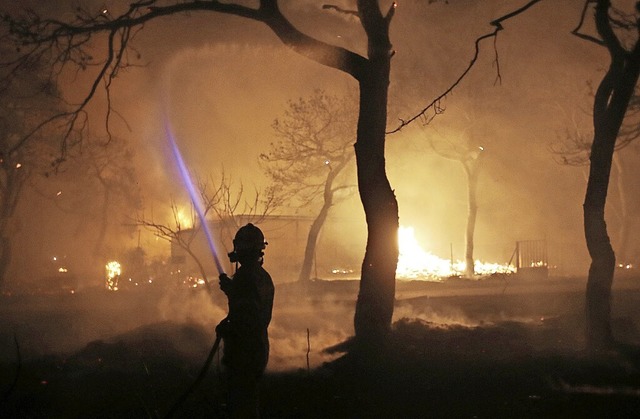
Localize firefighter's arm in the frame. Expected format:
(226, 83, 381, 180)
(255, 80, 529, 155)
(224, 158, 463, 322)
(219, 273, 233, 295)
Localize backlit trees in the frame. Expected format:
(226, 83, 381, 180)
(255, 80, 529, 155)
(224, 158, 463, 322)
(260, 90, 357, 282)
(0, 44, 63, 287)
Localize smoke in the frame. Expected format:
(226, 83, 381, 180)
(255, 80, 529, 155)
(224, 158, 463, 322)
(393, 302, 476, 327)
(156, 289, 227, 326)
(267, 288, 356, 371)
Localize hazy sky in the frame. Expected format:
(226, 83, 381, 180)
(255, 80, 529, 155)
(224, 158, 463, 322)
(3, 0, 637, 280)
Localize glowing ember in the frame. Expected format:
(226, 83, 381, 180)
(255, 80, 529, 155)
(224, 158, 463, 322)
(105, 261, 122, 291)
(396, 225, 515, 280)
(182, 275, 206, 289)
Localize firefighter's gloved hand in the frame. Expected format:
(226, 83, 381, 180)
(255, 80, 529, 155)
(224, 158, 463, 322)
(219, 273, 232, 294)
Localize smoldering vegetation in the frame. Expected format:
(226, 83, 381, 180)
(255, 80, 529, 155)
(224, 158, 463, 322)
(2, 0, 640, 417)
(2, 276, 640, 417)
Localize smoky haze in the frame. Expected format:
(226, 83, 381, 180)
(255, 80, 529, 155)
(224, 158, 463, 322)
(2, 0, 640, 373)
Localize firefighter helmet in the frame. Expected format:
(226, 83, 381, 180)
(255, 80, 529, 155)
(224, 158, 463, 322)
(232, 223, 267, 253)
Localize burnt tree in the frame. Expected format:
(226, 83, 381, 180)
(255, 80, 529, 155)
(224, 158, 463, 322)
(573, 0, 640, 350)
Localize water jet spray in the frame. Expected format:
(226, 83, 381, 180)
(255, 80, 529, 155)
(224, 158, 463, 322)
(164, 119, 225, 277)
(163, 118, 225, 418)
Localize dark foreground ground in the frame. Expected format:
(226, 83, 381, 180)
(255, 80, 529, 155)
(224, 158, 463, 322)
(1, 274, 640, 418)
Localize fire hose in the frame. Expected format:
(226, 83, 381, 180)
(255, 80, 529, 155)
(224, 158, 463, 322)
(164, 331, 222, 419)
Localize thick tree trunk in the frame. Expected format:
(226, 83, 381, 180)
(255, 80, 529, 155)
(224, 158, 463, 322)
(353, 56, 398, 343)
(584, 204, 615, 348)
(584, 1, 640, 348)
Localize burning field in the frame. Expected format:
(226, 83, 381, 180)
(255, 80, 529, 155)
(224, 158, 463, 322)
(1, 274, 640, 418)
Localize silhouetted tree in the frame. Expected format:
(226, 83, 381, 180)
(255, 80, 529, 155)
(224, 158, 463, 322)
(0, 42, 63, 288)
(67, 136, 142, 258)
(137, 172, 278, 286)
(1, 0, 400, 342)
(572, 0, 640, 350)
(138, 199, 211, 286)
(422, 107, 484, 278)
(549, 96, 639, 267)
(1, 0, 546, 342)
(260, 90, 357, 282)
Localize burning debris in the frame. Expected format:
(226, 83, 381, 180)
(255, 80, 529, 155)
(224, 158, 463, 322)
(105, 261, 121, 291)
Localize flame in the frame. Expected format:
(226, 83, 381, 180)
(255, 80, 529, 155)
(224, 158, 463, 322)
(105, 261, 122, 291)
(176, 207, 194, 230)
(397, 226, 452, 280)
(396, 225, 515, 280)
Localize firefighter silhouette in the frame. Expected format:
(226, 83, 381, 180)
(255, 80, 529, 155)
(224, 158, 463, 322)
(217, 223, 274, 418)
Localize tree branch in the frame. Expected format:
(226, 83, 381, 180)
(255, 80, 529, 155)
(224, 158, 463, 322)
(572, 0, 606, 45)
(388, 0, 544, 134)
(2, 0, 369, 149)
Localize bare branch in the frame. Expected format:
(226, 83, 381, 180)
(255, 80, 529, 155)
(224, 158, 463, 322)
(260, 90, 357, 208)
(572, 1, 605, 45)
(2, 0, 368, 151)
(389, 0, 544, 134)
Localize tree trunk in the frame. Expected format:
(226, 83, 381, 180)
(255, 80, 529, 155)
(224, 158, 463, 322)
(298, 158, 347, 282)
(353, 54, 398, 343)
(298, 203, 330, 282)
(0, 235, 10, 288)
(464, 162, 480, 278)
(0, 168, 23, 289)
(585, 1, 640, 349)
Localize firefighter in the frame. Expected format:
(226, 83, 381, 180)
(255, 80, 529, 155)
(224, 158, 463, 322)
(217, 223, 274, 418)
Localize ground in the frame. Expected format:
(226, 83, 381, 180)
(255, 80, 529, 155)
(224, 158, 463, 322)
(1, 274, 640, 418)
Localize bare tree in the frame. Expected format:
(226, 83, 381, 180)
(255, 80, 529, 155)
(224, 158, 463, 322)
(549, 97, 638, 267)
(138, 199, 211, 286)
(137, 172, 278, 287)
(572, 0, 640, 350)
(1, 0, 546, 342)
(0, 42, 63, 287)
(260, 90, 357, 282)
(65, 136, 141, 257)
(422, 108, 485, 278)
(1, 0, 400, 342)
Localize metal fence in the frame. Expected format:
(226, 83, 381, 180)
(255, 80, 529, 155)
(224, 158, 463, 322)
(515, 239, 548, 279)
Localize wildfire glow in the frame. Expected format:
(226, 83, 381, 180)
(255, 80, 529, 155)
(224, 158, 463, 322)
(176, 207, 193, 229)
(396, 225, 515, 280)
(105, 261, 122, 291)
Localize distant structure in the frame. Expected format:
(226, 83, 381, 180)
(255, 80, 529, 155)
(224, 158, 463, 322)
(514, 240, 548, 279)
